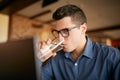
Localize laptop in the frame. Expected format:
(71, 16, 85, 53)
(0, 38, 37, 80)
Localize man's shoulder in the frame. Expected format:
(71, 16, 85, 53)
(92, 41, 119, 53)
(92, 41, 120, 61)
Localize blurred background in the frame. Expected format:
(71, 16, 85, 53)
(0, 0, 120, 48)
(0, 0, 120, 80)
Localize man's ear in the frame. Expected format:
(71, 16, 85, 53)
(81, 23, 87, 34)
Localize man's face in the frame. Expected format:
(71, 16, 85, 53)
(52, 17, 87, 52)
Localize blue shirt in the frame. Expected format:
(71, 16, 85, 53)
(41, 38, 120, 80)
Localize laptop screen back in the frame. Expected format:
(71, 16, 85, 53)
(0, 38, 36, 80)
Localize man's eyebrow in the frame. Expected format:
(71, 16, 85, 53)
(52, 28, 68, 31)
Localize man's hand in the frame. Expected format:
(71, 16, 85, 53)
(37, 39, 56, 62)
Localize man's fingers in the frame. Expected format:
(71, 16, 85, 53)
(40, 41, 46, 49)
(46, 38, 52, 44)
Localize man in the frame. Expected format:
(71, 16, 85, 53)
(39, 4, 120, 80)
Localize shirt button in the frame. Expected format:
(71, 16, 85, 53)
(74, 63, 77, 66)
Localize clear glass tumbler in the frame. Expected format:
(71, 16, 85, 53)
(37, 39, 64, 62)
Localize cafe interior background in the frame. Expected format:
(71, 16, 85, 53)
(0, 0, 120, 79)
(0, 0, 120, 48)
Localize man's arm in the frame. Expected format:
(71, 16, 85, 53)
(114, 59, 120, 80)
(41, 59, 53, 80)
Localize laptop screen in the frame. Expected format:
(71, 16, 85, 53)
(0, 38, 36, 80)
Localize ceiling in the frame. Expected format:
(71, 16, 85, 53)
(0, 0, 120, 39)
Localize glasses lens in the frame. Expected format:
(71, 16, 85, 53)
(52, 29, 69, 38)
(60, 29, 69, 37)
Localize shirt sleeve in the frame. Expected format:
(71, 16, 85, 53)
(114, 61, 120, 80)
(41, 59, 53, 80)
(113, 49, 120, 80)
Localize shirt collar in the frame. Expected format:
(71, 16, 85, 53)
(82, 37, 94, 59)
(64, 37, 94, 59)
(65, 52, 72, 60)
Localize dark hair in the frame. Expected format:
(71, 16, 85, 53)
(52, 4, 87, 25)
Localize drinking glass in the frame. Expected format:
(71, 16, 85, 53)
(37, 39, 64, 62)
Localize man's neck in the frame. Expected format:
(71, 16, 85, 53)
(71, 37, 87, 61)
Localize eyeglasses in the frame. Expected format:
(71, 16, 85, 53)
(52, 25, 80, 38)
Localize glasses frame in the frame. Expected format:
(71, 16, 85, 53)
(52, 25, 80, 38)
